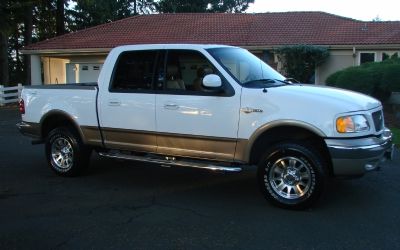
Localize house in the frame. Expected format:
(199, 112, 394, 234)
(21, 12, 400, 85)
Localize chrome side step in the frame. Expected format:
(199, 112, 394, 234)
(98, 152, 242, 172)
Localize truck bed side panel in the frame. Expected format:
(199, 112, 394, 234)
(21, 85, 102, 146)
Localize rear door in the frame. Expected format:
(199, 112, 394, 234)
(98, 50, 159, 152)
(155, 49, 241, 161)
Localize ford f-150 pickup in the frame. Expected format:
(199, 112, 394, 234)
(17, 44, 394, 209)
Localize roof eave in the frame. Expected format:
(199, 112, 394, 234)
(21, 43, 400, 56)
(243, 44, 400, 50)
(20, 48, 112, 55)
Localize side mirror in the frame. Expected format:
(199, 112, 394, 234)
(202, 74, 222, 88)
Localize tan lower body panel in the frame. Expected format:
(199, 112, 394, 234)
(97, 127, 239, 162)
(157, 133, 237, 161)
(101, 127, 157, 153)
(80, 126, 104, 147)
(81, 126, 250, 162)
(234, 139, 250, 163)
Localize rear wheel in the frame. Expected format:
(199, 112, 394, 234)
(257, 141, 327, 210)
(45, 127, 91, 177)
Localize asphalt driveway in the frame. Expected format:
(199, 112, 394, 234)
(0, 107, 399, 249)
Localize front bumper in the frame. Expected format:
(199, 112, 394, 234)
(325, 128, 394, 176)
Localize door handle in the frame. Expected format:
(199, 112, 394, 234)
(164, 103, 179, 110)
(108, 100, 121, 106)
(240, 107, 263, 114)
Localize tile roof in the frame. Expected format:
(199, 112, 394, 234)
(24, 12, 400, 51)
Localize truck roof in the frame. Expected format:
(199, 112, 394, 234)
(114, 44, 237, 51)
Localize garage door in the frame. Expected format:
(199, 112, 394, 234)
(66, 63, 103, 83)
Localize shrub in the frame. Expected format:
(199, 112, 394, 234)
(275, 45, 329, 83)
(382, 64, 400, 92)
(326, 57, 400, 103)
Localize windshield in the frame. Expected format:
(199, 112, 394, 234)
(207, 47, 286, 87)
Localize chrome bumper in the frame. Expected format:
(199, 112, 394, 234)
(325, 128, 394, 176)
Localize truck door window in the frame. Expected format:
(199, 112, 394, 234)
(163, 50, 216, 92)
(110, 50, 157, 91)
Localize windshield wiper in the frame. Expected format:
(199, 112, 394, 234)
(284, 78, 300, 83)
(273, 78, 300, 85)
(242, 79, 276, 85)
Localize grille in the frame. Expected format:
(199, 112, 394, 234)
(372, 110, 384, 132)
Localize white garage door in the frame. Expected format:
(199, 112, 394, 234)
(66, 63, 103, 83)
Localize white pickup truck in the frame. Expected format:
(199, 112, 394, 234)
(17, 44, 394, 209)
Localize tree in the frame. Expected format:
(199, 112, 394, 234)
(56, 0, 65, 35)
(70, 0, 135, 30)
(156, 0, 209, 13)
(34, 0, 57, 40)
(132, 0, 156, 15)
(24, 1, 34, 84)
(276, 45, 330, 83)
(210, 0, 254, 13)
(0, 0, 11, 85)
(156, 0, 254, 13)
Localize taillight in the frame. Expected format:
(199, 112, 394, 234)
(19, 98, 25, 114)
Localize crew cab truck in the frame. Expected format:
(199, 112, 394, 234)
(17, 44, 394, 209)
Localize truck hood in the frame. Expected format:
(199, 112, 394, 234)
(272, 84, 381, 112)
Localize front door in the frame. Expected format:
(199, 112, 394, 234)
(155, 49, 241, 161)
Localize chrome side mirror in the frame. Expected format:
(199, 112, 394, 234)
(202, 74, 222, 88)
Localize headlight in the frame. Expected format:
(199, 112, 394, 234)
(336, 115, 369, 133)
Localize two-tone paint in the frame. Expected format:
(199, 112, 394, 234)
(18, 44, 393, 176)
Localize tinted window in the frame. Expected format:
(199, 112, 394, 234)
(111, 51, 157, 91)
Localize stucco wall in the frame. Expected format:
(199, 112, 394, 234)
(316, 50, 355, 84)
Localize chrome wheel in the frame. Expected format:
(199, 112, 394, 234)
(268, 156, 312, 199)
(51, 137, 74, 170)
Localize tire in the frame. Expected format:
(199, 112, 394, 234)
(45, 127, 91, 177)
(257, 141, 327, 210)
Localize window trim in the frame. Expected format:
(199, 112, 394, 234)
(108, 48, 235, 97)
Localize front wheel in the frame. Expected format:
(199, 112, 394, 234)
(45, 127, 91, 177)
(257, 142, 327, 210)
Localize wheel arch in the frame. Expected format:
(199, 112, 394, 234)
(40, 110, 86, 143)
(240, 120, 333, 176)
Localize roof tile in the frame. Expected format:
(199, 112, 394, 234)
(24, 12, 400, 51)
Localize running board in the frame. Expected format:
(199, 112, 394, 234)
(98, 152, 242, 172)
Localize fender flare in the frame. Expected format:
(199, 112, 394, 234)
(237, 120, 327, 163)
(39, 110, 86, 143)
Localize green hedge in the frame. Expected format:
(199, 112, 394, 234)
(326, 56, 400, 103)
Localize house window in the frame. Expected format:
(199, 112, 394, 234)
(383, 52, 399, 61)
(359, 52, 376, 64)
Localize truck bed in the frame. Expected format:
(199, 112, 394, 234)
(21, 83, 100, 138)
